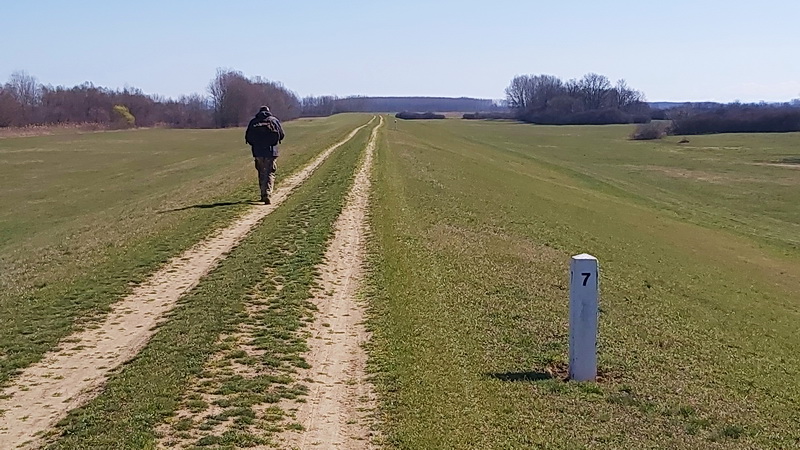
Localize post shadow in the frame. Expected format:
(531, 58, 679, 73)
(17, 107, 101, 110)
(485, 371, 553, 382)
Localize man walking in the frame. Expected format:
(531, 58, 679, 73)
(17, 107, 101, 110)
(245, 106, 285, 204)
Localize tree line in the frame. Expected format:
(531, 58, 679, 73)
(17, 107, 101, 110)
(0, 68, 500, 129)
(0, 69, 302, 129)
(667, 102, 800, 135)
(208, 69, 300, 127)
(5, 67, 796, 135)
(504, 73, 651, 125)
(299, 95, 500, 117)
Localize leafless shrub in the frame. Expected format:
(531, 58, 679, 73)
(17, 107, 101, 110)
(395, 111, 445, 120)
(462, 112, 515, 120)
(630, 122, 669, 140)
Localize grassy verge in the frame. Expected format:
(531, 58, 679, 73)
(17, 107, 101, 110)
(45, 121, 372, 449)
(0, 114, 371, 385)
(366, 120, 800, 448)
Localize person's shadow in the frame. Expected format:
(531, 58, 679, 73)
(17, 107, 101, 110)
(158, 200, 258, 214)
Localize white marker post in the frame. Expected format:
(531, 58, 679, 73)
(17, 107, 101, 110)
(569, 253, 599, 381)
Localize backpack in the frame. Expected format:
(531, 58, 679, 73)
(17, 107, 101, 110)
(251, 117, 281, 147)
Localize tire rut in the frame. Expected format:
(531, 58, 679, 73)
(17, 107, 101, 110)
(272, 116, 383, 449)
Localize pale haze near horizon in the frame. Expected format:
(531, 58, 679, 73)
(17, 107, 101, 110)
(1, 0, 798, 103)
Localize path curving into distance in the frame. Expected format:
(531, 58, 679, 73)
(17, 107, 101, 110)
(0, 117, 376, 449)
(273, 116, 383, 449)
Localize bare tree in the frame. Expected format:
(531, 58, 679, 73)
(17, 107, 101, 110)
(528, 75, 564, 110)
(208, 68, 232, 127)
(208, 69, 300, 127)
(0, 88, 22, 126)
(564, 78, 582, 97)
(208, 68, 250, 127)
(6, 70, 41, 108)
(505, 75, 533, 110)
(577, 73, 612, 110)
(609, 79, 645, 110)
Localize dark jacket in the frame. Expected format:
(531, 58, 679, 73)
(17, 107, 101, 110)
(245, 111, 285, 157)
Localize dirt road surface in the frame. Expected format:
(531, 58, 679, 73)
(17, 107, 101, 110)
(273, 117, 382, 449)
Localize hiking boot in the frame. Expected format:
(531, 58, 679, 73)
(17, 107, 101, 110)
(264, 198, 271, 205)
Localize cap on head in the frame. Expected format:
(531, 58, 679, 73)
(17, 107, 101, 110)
(258, 106, 270, 113)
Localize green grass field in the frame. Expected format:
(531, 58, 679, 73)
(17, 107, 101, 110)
(367, 119, 800, 448)
(0, 114, 369, 384)
(2, 115, 800, 449)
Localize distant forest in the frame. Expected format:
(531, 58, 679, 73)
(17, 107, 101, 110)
(0, 69, 302, 129)
(0, 69, 499, 130)
(1, 68, 798, 134)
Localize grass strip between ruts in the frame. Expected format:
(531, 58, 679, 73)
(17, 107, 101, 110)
(44, 125, 370, 449)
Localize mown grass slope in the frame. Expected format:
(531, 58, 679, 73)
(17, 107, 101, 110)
(367, 119, 800, 448)
(0, 114, 370, 385)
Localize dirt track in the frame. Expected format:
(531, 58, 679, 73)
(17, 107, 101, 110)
(0, 118, 373, 449)
(273, 117, 382, 450)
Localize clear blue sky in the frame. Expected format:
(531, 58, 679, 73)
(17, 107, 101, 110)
(2, 0, 798, 103)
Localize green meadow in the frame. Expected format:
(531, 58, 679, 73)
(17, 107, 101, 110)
(0, 114, 369, 385)
(367, 119, 800, 448)
(2, 115, 799, 449)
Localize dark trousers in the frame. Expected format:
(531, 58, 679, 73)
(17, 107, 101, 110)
(254, 156, 277, 200)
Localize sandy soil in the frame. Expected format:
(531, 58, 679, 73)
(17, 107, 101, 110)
(0, 119, 373, 449)
(753, 162, 800, 169)
(271, 117, 382, 450)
